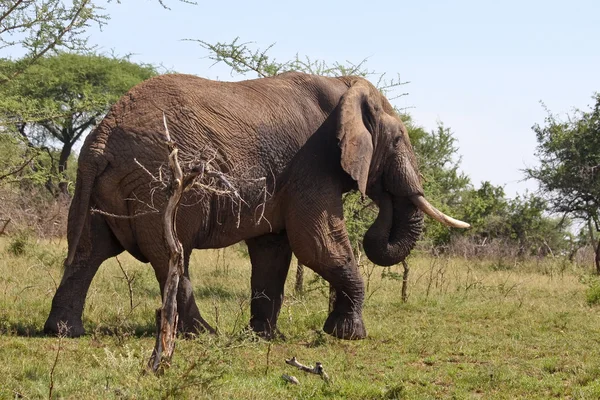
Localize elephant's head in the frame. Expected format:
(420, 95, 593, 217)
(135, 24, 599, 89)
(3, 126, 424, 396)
(336, 78, 469, 266)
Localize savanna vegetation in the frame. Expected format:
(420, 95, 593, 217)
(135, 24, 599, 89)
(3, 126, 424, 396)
(2, 239, 600, 398)
(1, 2, 599, 398)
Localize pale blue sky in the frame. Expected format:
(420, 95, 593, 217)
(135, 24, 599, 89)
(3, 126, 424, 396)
(85, 0, 600, 197)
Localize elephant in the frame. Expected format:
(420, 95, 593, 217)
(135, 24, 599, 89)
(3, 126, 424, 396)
(44, 72, 469, 340)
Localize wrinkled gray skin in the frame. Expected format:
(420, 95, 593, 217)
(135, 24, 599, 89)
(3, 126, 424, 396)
(44, 72, 428, 340)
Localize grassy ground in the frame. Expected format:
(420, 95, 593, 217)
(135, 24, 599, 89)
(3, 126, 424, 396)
(1, 236, 600, 399)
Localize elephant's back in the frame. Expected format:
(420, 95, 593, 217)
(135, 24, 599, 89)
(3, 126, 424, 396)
(105, 73, 317, 126)
(86, 73, 339, 171)
(91, 74, 319, 151)
(81, 71, 350, 196)
(96, 74, 218, 142)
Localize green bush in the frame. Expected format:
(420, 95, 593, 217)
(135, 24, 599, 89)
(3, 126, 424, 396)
(7, 230, 31, 256)
(586, 280, 600, 306)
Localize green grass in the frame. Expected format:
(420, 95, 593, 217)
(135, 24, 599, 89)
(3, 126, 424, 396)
(2, 237, 600, 399)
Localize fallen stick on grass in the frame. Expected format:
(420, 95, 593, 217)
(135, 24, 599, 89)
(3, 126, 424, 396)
(285, 356, 330, 382)
(281, 374, 300, 385)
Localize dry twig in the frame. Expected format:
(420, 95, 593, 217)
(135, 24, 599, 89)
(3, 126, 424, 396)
(48, 322, 68, 399)
(115, 256, 135, 313)
(285, 356, 330, 382)
(401, 260, 410, 303)
(281, 374, 300, 385)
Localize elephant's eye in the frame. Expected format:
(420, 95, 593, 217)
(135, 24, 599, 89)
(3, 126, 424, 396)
(393, 135, 402, 146)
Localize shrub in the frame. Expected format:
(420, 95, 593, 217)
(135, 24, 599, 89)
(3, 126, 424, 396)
(7, 230, 31, 256)
(586, 279, 600, 306)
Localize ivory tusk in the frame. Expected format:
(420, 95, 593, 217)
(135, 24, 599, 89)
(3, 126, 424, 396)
(410, 195, 471, 229)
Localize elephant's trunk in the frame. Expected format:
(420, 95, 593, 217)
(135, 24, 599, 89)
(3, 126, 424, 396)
(363, 193, 470, 266)
(363, 193, 423, 266)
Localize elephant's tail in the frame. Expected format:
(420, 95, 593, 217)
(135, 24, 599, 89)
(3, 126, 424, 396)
(65, 158, 103, 267)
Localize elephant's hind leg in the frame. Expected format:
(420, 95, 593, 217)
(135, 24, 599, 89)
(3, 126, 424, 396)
(246, 233, 292, 339)
(177, 251, 216, 335)
(45, 215, 123, 337)
(150, 249, 216, 336)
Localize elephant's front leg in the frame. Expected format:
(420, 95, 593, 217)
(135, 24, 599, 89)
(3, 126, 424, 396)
(246, 233, 292, 339)
(319, 261, 366, 340)
(285, 190, 367, 340)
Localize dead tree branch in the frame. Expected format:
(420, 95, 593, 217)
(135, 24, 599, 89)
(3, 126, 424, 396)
(147, 114, 264, 373)
(285, 356, 330, 382)
(0, 218, 10, 235)
(401, 260, 410, 303)
(115, 256, 135, 313)
(148, 115, 205, 373)
(281, 374, 300, 385)
(294, 261, 304, 295)
(48, 322, 68, 399)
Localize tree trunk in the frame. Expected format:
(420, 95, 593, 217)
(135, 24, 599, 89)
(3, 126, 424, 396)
(588, 219, 600, 275)
(148, 144, 186, 374)
(294, 261, 304, 294)
(596, 237, 600, 275)
(401, 260, 409, 303)
(57, 142, 73, 197)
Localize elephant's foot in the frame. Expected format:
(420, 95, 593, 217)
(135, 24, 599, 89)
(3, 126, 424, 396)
(174, 277, 216, 336)
(159, 308, 216, 337)
(44, 307, 85, 337)
(250, 319, 285, 341)
(323, 311, 366, 340)
(179, 317, 217, 337)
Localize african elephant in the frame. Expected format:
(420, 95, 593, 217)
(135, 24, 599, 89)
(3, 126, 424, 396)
(44, 72, 468, 340)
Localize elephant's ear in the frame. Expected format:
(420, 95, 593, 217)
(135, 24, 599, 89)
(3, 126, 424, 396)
(337, 81, 379, 197)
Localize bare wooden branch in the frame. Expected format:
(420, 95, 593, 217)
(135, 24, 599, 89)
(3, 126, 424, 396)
(148, 116, 204, 373)
(109, 112, 272, 373)
(90, 208, 159, 219)
(285, 357, 330, 382)
(401, 260, 409, 303)
(148, 138, 185, 373)
(281, 374, 300, 385)
(115, 256, 135, 312)
(148, 114, 250, 373)
(162, 113, 172, 142)
(294, 261, 304, 295)
(0, 218, 10, 235)
(134, 158, 164, 183)
(48, 322, 68, 400)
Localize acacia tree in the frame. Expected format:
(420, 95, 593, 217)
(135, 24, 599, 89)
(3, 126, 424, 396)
(506, 193, 571, 257)
(526, 94, 600, 271)
(0, 0, 106, 84)
(0, 0, 183, 83)
(0, 0, 183, 191)
(405, 118, 470, 246)
(0, 52, 157, 195)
